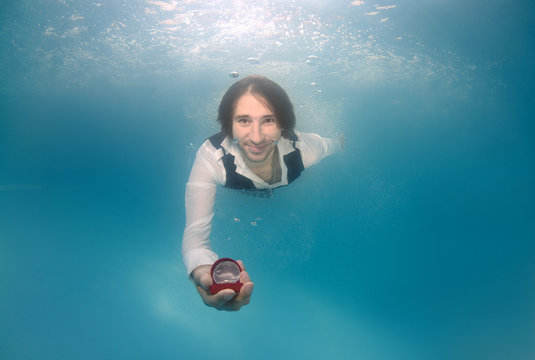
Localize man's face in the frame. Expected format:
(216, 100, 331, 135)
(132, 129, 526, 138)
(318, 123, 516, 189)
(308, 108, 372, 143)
(232, 92, 282, 164)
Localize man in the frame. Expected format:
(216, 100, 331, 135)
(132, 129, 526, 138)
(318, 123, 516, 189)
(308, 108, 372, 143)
(182, 75, 344, 310)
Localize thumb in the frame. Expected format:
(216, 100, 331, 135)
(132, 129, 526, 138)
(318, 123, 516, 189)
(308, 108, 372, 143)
(198, 273, 213, 291)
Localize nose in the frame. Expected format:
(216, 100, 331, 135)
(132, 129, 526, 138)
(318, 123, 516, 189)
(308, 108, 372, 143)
(249, 122, 262, 144)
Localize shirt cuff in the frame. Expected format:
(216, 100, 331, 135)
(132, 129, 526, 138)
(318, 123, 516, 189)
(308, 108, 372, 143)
(183, 248, 219, 276)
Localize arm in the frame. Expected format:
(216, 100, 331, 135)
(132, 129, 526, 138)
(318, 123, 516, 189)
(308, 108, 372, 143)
(182, 141, 254, 310)
(295, 131, 345, 169)
(182, 142, 220, 276)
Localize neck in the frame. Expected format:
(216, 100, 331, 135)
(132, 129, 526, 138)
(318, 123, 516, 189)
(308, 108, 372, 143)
(243, 147, 279, 183)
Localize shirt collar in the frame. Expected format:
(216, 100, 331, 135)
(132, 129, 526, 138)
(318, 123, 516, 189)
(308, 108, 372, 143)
(220, 135, 297, 160)
(219, 135, 300, 187)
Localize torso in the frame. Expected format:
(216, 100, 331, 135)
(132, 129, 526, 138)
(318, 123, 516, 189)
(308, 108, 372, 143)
(206, 132, 304, 190)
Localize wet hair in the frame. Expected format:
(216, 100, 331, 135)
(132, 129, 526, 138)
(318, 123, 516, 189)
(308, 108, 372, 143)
(217, 75, 296, 139)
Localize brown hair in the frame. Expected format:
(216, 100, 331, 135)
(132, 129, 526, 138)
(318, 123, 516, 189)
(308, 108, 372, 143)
(217, 75, 296, 139)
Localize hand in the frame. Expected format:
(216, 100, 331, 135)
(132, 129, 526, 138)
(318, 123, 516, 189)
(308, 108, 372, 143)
(190, 260, 254, 311)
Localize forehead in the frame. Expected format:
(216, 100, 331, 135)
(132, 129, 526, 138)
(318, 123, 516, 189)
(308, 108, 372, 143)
(233, 92, 274, 116)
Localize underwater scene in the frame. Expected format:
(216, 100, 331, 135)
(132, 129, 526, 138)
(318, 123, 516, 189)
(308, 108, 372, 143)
(1, 1, 534, 359)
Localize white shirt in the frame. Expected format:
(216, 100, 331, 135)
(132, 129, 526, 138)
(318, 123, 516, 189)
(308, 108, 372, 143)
(182, 130, 342, 275)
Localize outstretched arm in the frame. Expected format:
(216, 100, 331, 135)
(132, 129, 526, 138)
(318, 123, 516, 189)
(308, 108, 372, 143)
(182, 141, 254, 310)
(296, 131, 345, 169)
(182, 144, 220, 275)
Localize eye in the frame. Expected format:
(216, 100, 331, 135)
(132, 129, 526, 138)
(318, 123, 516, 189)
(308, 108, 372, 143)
(235, 117, 250, 125)
(263, 117, 276, 124)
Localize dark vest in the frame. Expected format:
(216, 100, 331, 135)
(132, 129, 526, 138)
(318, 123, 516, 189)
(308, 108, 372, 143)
(208, 132, 305, 190)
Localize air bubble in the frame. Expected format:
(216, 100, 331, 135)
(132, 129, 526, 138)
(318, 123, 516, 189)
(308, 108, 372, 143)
(305, 55, 318, 65)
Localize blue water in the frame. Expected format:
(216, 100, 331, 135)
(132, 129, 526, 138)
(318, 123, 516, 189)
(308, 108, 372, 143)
(1, 1, 534, 359)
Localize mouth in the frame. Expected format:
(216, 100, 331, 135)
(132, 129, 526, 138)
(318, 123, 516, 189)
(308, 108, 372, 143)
(246, 143, 270, 154)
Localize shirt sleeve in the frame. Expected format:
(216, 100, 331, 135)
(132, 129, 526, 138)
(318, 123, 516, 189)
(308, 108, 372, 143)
(296, 131, 343, 169)
(181, 141, 224, 276)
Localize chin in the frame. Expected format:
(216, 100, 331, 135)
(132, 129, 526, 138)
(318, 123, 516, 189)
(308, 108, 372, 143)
(245, 148, 271, 162)
(243, 145, 274, 162)
(245, 153, 268, 162)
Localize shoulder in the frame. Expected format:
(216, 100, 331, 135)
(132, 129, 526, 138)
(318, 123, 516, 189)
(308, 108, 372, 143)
(207, 132, 226, 149)
(197, 133, 227, 161)
(188, 134, 228, 185)
(293, 131, 327, 150)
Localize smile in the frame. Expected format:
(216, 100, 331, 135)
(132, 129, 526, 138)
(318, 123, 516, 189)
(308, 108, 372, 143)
(246, 143, 270, 153)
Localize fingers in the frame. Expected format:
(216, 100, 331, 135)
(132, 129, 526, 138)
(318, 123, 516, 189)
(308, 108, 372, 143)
(197, 274, 254, 311)
(239, 269, 251, 283)
(232, 270, 254, 308)
(234, 281, 253, 307)
(197, 286, 238, 311)
(196, 283, 235, 308)
(192, 261, 254, 311)
(198, 272, 212, 291)
(212, 290, 237, 309)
